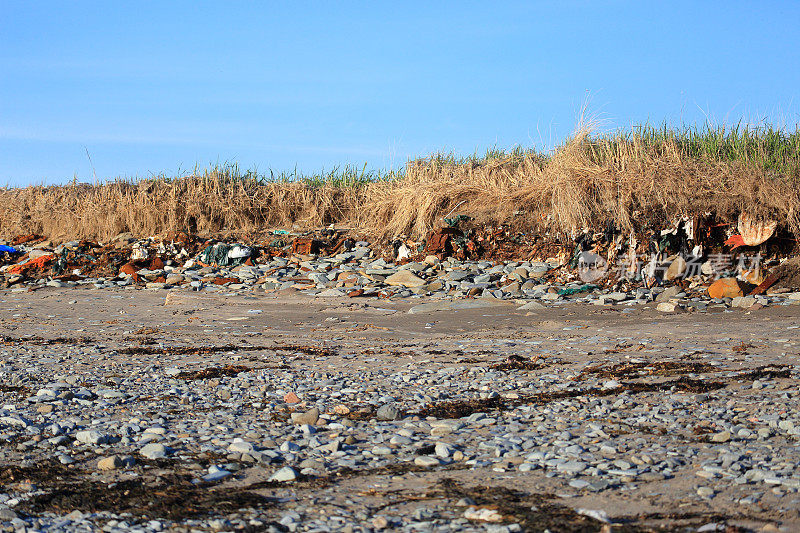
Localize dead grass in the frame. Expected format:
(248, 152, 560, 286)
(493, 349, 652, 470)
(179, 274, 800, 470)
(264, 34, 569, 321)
(367, 127, 800, 241)
(2, 125, 799, 244)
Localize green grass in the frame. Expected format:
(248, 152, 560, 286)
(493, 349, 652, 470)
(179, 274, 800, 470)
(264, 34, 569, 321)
(98, 123, 800, 189)
(588, 123, 800, 178)
(183, 161, 404, 188)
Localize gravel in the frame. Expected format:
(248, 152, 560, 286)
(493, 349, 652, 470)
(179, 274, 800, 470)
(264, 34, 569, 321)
(0, 245, 797, 531)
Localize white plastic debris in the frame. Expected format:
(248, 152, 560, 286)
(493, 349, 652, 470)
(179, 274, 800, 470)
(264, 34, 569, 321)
(396, 242, 411, 261)
(463, 506, 504, 522)
(131, 243, 149, 261)
(227, 245, 252, 259)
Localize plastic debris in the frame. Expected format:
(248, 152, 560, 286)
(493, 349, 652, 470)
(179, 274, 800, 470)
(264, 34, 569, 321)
(9, 254, 55, 275)
(198, 243, 251, 267)
(0, 245, 20, 255)
(557, 284, 598, 296)
(131, 243, 149, 261)
(738, 213, 777, 246)
(463, 506, 504, 523)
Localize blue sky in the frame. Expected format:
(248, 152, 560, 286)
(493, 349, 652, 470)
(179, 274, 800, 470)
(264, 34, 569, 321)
(1, 2, 799, 186)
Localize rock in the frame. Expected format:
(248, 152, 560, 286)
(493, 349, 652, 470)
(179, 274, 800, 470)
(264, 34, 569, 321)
(283, 392, 301, 404)
(333, 404, 351, 415)
(202, 465, 232, 482)
(517, 301, 546, 311)
(696, 486, 715, 498)
(664, 256, 687, 281)
(463, 506, 504, 522)
(656, 302, 680, 313)
(97, 455, 123, 471)
(435, 442, 453, 458)
(708, 278, 745, 299)
(291, 407, 320, 425)
(711, 430, 732, 443)
(376, 404, 401, 421)
(75, 430, 108, 445)
(385, 270, 426, 288)
(36, 404, 54, 414)
(414, 456, 441, 467)
(372, 516, 390, 529)
(269, 466, 298, 482)
(218, 389, 232, 401)
(316, 288, 346, 297)
(557, 460, 588, 474)
(140, 443, 170, 459)
(656, 286, 681, 302)
(228, 438, 255, 454)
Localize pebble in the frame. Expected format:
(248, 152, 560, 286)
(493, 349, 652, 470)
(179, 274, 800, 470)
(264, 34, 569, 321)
(269, 466, 299, 482)
(290, 407, 320, 425)
(140, 443, 170, 459)
(376, 403, 401, 421)
(97, 455, 124, 471)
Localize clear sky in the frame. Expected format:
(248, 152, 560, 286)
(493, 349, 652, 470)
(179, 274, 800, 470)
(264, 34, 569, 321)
(1, 1, 799, 186)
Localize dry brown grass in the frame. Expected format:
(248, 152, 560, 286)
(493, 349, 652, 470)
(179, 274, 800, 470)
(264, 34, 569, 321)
(366, 129, 800, 241)
(0, 172, 365, 243)
(1, 129, 798, 244)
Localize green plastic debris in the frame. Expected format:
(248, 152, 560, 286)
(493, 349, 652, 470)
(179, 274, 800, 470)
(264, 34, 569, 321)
(568, 244, 583, 268)
(52, 251, 68, 275)
(444, 214, 471, 227)
(199, 243, 250, 267)
(557, 284, 597, 296)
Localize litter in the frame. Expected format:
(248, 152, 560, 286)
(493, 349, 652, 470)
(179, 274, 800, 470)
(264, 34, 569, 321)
(0, 245, 20, 255)
(9, 254, 54, 275)
(738, 213, 777, 246)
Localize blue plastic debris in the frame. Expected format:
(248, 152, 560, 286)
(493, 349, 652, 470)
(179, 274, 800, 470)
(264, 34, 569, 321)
(0, 245, 20, 255)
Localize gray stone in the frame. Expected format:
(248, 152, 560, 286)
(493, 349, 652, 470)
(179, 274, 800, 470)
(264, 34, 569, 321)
(377, 404, 401, 421)
(269, 466, 298, 482)
(97, 455, 123, 471)
(140, 443, 170, 459)
(291, 408, 320, 425)
(385, 270, 426, 288)
(414, 456, 441, 467)
(75, 430, 108, 445)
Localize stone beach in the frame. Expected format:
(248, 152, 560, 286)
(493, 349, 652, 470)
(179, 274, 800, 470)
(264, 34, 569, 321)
(0, 246, 798, 532)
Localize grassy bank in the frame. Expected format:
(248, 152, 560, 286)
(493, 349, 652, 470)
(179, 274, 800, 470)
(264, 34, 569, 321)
(2, 124, 799, 244)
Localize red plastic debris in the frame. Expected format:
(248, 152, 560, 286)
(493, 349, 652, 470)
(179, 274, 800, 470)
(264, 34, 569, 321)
(9, 254, 54, 275)
(724, 235, 746, 250)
